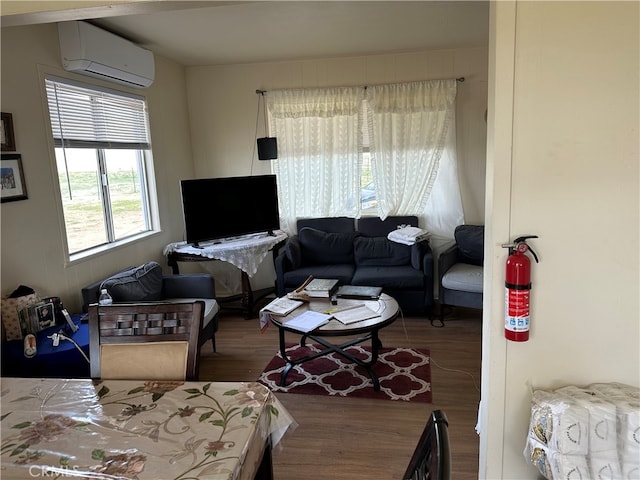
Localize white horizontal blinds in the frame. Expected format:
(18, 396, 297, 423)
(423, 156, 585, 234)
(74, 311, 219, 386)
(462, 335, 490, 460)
(45, 77, 150, 149)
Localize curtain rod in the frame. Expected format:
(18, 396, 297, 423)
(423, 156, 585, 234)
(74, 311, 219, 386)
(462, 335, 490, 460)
(256, 77, 464, 95)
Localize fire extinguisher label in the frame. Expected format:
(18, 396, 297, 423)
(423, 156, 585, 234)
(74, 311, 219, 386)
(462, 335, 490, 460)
(505, 288, 530, 332)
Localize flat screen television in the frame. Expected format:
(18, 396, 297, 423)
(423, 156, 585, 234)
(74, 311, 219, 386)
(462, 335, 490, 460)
(180, 174, 280, 246)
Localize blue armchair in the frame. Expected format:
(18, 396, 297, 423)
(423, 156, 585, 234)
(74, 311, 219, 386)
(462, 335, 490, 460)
(438, 225, 484, 324)
(81, 262, 220, 351)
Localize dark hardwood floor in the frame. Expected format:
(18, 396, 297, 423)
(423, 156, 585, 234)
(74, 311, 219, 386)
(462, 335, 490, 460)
(199, 306, 482, 480)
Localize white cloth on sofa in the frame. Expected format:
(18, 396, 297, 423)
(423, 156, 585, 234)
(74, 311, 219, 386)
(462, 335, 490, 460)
(387, 226, 430, 245)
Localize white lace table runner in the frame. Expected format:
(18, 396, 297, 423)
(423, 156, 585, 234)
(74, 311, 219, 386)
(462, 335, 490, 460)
(163, 230, 287, 276)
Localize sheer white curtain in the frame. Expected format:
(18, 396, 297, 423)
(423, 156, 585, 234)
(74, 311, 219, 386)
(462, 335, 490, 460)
(266, 87, 364, 233)
(365, 80, 460, 226)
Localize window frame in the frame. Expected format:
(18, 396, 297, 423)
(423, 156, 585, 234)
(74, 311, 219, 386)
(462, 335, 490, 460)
(43, 74, 160, 263)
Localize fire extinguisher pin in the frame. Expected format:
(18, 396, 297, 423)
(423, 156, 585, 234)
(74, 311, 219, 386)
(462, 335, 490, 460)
(501, 235, 539, 263)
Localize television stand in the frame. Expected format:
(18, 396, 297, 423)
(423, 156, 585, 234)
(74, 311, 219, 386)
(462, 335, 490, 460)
(165, 231, 288, 319)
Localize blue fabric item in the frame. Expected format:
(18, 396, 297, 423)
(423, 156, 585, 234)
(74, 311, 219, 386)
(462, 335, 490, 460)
(454, 225, 485, 266)
(352, 265, 424, 289)
(285, 236, 302, 269)
(101, 261, 164, 302)
(296, 217, 355, 233)
(353, 236, 411, 267)
(298, 227, 357, 266)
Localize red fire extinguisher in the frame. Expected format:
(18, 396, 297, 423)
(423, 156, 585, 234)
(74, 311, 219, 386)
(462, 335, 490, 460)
(502, 236, 539, 342)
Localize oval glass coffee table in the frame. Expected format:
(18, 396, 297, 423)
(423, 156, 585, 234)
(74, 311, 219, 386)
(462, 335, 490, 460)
(268, 293, 400, 391)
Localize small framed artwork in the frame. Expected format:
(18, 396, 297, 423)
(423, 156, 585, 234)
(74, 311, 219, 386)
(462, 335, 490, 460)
(1, 112, 16, 151)
(35, 301, 56, 330)
(1, 153, 28, 203)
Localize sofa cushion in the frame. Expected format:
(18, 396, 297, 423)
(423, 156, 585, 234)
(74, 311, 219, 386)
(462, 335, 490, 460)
(284, 265, 355, 289)
(165, 298, 220, 330)
(101, 261, 164, 302)
(353, 236, 411, 267)
(455, 225, 484, 266)
(442, 263, 483, 293)
(352, 265, 424, 289)
(357, 216, 418, 237)
(298, 227, 357, 266)
(297, 217, 355, 233)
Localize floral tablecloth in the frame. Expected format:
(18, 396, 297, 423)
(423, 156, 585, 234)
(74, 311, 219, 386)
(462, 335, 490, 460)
(0, 378, 296, 479)
(163, 231, 288, 277)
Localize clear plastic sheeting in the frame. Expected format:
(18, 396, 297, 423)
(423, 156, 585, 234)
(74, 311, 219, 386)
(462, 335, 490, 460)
(524, 382, 640, 479)
(0, 378, 296, 479)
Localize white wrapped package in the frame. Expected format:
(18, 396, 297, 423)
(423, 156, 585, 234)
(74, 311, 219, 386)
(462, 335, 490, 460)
(528, 389, 556, 446)
(557, 386, 618, 452)
(528, 389, 589, 454)
(618, 400, 640, 458)
(524, 436, 553, 479)
(621, 457, 640, 479)
(589, 382, 640, 401)
(525, 383, 640, 479)
(589, 453, 623, 479)
(552, 396, 590, 455)
(549, 451, 591, 480)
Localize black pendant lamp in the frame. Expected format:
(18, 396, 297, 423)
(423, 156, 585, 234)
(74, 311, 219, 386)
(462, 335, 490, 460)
(256, 90, 278, 160)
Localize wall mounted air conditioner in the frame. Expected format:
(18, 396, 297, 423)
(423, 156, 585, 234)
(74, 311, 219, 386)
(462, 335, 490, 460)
(58, 20, 154, 88)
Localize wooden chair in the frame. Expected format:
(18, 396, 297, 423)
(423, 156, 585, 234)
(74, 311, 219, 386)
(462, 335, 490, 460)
(403, 410, 451, 480)
(88, 301, 204, 381)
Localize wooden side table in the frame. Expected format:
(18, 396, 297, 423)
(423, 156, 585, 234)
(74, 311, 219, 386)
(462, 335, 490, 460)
(165, 232, 287, 318)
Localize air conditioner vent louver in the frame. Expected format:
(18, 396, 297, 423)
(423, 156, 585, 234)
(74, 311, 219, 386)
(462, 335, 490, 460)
(58, 21, 154, 88)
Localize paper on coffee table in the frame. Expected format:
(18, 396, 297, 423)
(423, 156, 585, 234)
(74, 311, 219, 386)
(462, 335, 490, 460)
(332, 304, 380, 324)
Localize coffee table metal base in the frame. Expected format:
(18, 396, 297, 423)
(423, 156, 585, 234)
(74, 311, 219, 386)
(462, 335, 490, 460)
(277, 327, 385, 391)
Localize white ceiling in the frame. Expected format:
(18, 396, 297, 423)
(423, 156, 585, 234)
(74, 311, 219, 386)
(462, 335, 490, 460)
(2, 1, 489, 67)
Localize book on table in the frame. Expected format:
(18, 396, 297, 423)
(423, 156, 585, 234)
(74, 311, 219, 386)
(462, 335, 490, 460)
(283, 310, 332, 333)
(336, 285, 382, 300)
(303, 278, 339, 298)
(262, 297, 303, 316)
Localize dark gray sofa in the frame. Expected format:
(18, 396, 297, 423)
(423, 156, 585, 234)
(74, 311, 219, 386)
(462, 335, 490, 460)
(275, 216, 434, 314)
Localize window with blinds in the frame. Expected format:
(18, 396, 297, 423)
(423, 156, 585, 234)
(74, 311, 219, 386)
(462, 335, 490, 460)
(45, 76, 158, 258)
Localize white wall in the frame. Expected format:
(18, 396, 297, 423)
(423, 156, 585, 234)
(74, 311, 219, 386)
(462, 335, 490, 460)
(481, 2, 639, 477)
(185, 48, 489, 290)
(0, 23, 195, 313)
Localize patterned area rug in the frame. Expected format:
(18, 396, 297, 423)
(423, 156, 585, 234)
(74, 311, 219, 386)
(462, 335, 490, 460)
(258, 343, 432, 402)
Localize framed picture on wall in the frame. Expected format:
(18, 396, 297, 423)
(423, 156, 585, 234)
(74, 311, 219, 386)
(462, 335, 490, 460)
(1, 153, 28, 202)
(1, 112, 16, 151)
